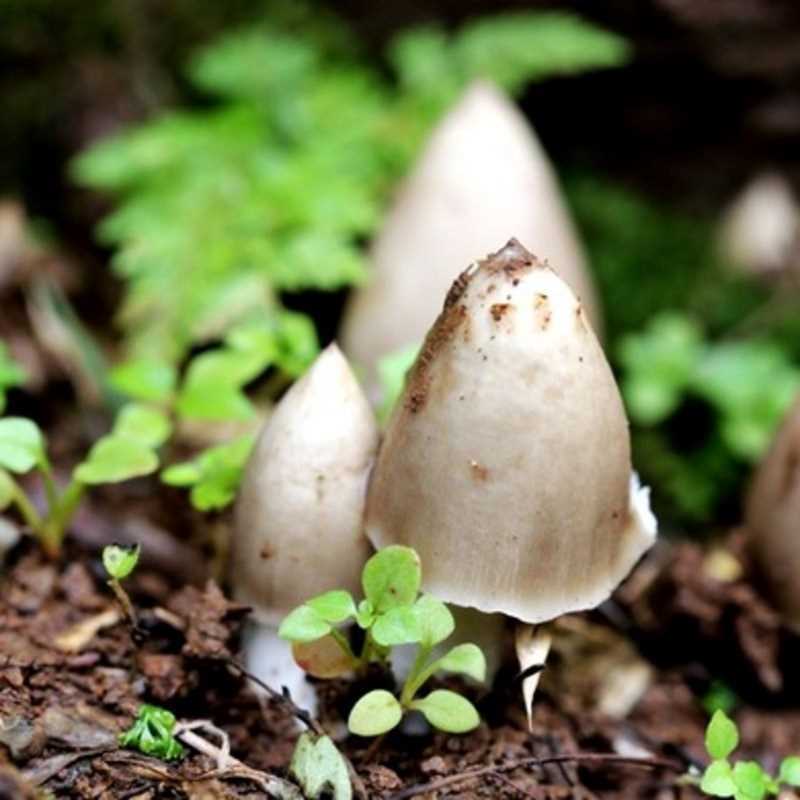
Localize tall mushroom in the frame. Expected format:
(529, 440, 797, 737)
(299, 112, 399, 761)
(365, 239, 656, 719)
(745, 396, 800, 630)
(340, 80, 600, 397)
(231, 344, 379, 710)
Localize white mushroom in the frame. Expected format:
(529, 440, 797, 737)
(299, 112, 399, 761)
(340, 80, 600, 398)
(745, 396, 800, 630)
(365, 239, 656, 721)
(231, 344, 379, 711)
(718, 172, 800, 277)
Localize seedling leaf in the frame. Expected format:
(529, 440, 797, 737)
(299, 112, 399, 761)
(732, 761, 768, 800)
(701, 760, 736, 798)
(306, 590, 357, 624)
(110, 358, 176, 403)
(289, 732, 352, 800)
(706, 710, 739, 761)
(372, 606, 421, 647)
(279, 605, 331, 643)
(779, 756, 800, 787)
(347, 690, 402, 737)
(410, 689, 480, 733)
(362, 545, 421, 613)
(119, 703, 184, 761)
(114, 404, 172, 448)
(436, 643, 486, 683)
(413, 594, 454, 646)
(74, 434, 159, 484)
(0, 342, 25, 413)
(103, 544, 140, 580)
(0, 417, 44, 473)
(292, 636, 356, 678)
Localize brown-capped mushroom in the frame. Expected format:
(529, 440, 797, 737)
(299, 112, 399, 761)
(746, 396, 800, 629)
(231, 344, 379, 709)
(364, 239, 656, 720)
(340, 80, 600, 397)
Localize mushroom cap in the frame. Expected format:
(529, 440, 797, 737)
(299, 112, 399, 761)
(340, 80, 600, 393)
(364, 239, 655, 624)
(746, 396, 800, 629)
(232, 343, 378, 625)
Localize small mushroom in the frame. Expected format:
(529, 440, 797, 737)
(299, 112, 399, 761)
(341, 80, 600, 397)
(231, 344, 379, 710)
(364, 239, 656, 721)
(718, 172, 800, 278)
(745, 396, 800, 630)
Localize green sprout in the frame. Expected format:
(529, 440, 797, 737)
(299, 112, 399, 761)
(0, 405, 170, 557)
(119, 704, 185, 761)
(279, 546, 486, 737)
(696, 710, 800, 800)
(0, 342, 25, 414)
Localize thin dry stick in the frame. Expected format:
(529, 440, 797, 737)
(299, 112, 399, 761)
(386, 752, 683, 800)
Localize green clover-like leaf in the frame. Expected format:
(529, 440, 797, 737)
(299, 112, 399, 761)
(701, 760, 736, 798)
(732, 761, 768, 800)
(436, 643, 486, 683)
(410, 689, 480, 733)
(706, 710, 739, 761)
(372, 606, 421, 647)
(279, 605, 331, 643)
(306, 590, 356, 624)
(113, 404, 172, 448)
(102, 544, 140, 580)
(413, 595, 454, 647)
(347, 690, 402, 737)
(119, 703, 184, 761)
(74, 434, 159, 484)
(779, 756, 800, 787)
(109, 358, 177, 403)
(0, 417, 45, 473)
(289, 733, 352, 800)
(362, 545, 421, 613)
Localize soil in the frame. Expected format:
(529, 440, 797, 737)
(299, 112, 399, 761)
(2, 513, 799, 799)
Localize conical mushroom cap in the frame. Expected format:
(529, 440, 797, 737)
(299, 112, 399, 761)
(232, 344, 379, 625)
(365, 240, 655, 624)
(746, 397, 800, 629)
(341, 80, 599, 393)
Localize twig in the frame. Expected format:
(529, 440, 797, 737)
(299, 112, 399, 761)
(386, 752, 684, 800)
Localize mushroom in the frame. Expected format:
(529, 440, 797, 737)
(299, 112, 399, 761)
(745, 396, 800, 630)
(231, 344, 379, 711)
(364, 239, 656, 720)
(340, 80, 600, 398)
(718, 172, 800, 278)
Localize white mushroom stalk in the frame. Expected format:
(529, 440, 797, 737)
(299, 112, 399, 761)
(341, 79, 600, 398)
(231, 344, 379, 713)
(365, 239, 656, 720)
(745, 397, 800, 630)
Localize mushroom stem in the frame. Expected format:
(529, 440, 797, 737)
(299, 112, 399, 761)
(515, 623, 552, 730)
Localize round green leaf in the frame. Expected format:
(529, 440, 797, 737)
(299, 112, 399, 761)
(102, 544, 140, 580)
(279, 605, 331, 643)
(701, 760, 736, 798)
(780, 756, 800, 787)
(414, 595, 454, 646)
(362, 545, 421, 613)
(732, 761, 768, 800)
(347, 690, 402, 737)
(371, 606, 421, 647)
(411, 689, 480, 734)
(436, 643, 486, 683)
(161, 462, 202, 486)
(114, 404, 172, 448)
(109, 359, 177, 403)
(0, 417, 44, 473)
(74, 435, 159, 484)
(0, 470, 14, 511)
(307, 590, 356, 624)
(706, 710, 739, 761)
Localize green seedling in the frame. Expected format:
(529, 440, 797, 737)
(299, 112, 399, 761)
(696, 710, 800, 800)
(279, 545, 486, 737)
(0, 342, 25, 414)
(102, 543, 140, 629)
(0, 404, 170, 557)
(119, 704, 184, 761)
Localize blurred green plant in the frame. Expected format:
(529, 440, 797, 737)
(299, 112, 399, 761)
(71, 4, 630, 367)
(119, 704, 184, 761)
(0, 342, 25, 414)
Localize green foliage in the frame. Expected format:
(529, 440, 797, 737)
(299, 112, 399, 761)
(280, 546, 486, 737)
(0, 417, 46, 473)
(376, 344, 419, 424)
(72, 4, 630, 366)
(119, 704, 184, 761)
(0, 343, 25, 414)
(289, 732, 352, 800)
(702, 681, 738, 716)
(161, 434, 254, 511)
(102, 543, 140, 581)
(697, 711, 800, 799)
